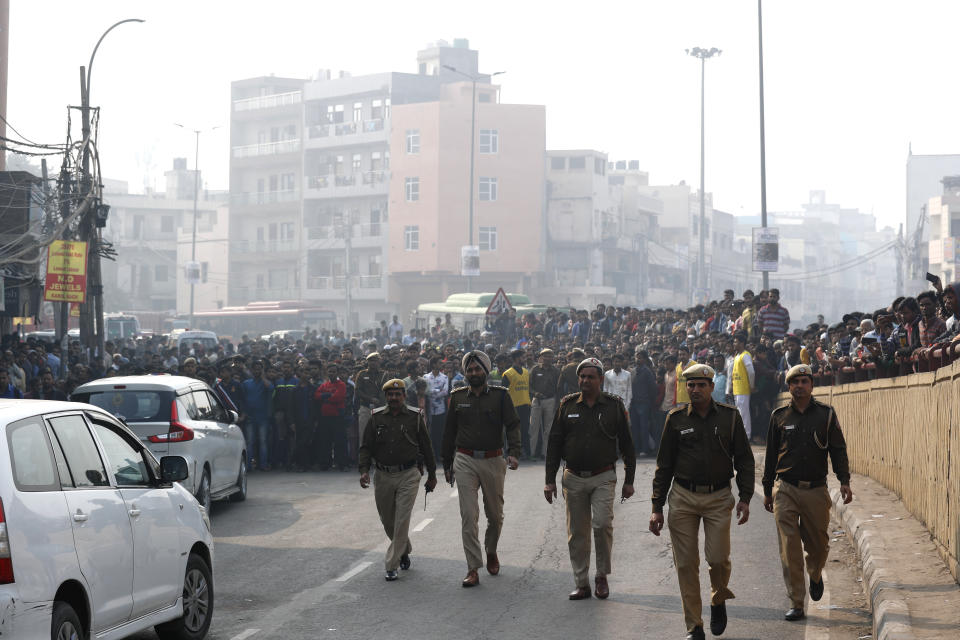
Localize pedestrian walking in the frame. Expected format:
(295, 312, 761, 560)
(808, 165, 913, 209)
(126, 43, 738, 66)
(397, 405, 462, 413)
(545, 357, 636, 600)
(731, 332, 754, 440)
(359, 379, 437, 581)
(442, 350, 521, 588)
(354, 353, 386, 447)
(528, 348, 560, 460)
(649, 363, 755, 640)
(762, 364, 852, 622)
(501, 349, 532, 458)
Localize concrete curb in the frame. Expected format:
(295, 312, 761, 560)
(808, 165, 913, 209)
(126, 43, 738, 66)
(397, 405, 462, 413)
(831, 487, 914, 640)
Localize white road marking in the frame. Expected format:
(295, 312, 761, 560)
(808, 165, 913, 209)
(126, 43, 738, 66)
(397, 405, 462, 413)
(754, 483, 832, 637)
(412, 517, 433, 532)
(335, 561, 372, 582)
(229, 630, 260, 640)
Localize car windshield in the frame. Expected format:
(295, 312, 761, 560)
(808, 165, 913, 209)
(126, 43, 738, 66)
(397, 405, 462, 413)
(182, 337, 218, 351)
(73, 390, 173, 423)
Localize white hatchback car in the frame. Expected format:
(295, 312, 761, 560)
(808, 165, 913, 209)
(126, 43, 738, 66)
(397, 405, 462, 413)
(0, 399, 214, 639)
(71, 376, 247, 512)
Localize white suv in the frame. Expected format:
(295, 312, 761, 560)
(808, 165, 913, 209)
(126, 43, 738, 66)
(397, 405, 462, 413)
(71, 376, 247, 511)
(0, 399, 214, 639)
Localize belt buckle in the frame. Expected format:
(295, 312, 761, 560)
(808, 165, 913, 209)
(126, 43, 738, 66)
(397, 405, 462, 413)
(798, 480, 812, 489)
(473, 450, 485, 459)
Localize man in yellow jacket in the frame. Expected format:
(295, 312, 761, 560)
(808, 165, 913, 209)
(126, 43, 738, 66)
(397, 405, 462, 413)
(502, 349, 532, 458)
(731, 332, 755, 440)
(674, 345, 697, 407)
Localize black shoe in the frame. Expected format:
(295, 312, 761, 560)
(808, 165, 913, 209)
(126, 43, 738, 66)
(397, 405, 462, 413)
(784, 607, 805, 621)
(385, 570, 398, 581)
(400, 554, 411, 570)
(685, 626, 706, 640)
(710, 603, 727, 635)
(810, 576, 824, 601)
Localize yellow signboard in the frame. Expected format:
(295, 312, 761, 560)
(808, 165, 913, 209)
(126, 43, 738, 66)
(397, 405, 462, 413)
(44, 240, 88, 303)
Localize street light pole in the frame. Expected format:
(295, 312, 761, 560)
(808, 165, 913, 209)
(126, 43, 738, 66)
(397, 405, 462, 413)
(79, 18, 144, 363)
(175, 123, 219, 329)
(686, 46, 720, 303)
(442, 65, 504, 294)
(758, 0, 770, 292)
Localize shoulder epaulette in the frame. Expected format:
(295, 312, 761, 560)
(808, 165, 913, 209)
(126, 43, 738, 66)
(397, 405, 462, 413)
(560, 392, 580, 404)
(451, 386, 469, 394)
(372, 406, 388, 414)
(666, 406, 686, 417)
(489, 384, 508, 391)
(715, 401, 737, 411)
(771, 403, 791, 414)
(405, 405, 422, 414)
(602, 391, 625, 403)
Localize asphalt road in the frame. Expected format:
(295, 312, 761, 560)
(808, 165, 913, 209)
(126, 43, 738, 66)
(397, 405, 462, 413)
(129, 453, 871, 640)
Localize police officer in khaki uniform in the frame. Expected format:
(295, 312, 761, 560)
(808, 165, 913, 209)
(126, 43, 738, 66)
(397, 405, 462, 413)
(529, 348, 561, 459)
(355, 353, 387, 445)
(557, 348, 585, 396)
(545, 357, 636, 600)
(359, 379, 437, 581)
(762, 364, 852, 621)
(442, 350, 521, 588)
(649, 364, 754, 640)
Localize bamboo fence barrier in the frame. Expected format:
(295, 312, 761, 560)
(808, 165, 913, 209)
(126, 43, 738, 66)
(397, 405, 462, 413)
(778, 363, 960, 582)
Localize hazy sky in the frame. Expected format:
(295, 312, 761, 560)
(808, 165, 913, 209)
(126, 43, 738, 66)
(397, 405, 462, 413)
(9, 0, 960, 232)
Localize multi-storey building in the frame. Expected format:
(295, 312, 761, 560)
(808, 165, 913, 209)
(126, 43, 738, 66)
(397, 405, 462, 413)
(926, 175, 960, 285)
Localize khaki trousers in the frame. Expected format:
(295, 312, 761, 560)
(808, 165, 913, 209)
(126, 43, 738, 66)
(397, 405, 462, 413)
(373, 466, 420, 571)
(773, 479, 832, 607)
(529, 397, 557, 457)
(562, 468, 617, 587)
(667, 484, 737, 633)
(453, 452, 507, 571)
(358, 406, 373, 446)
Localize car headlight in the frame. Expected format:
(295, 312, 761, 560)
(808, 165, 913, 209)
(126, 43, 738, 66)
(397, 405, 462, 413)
(198, 505, 211, 533)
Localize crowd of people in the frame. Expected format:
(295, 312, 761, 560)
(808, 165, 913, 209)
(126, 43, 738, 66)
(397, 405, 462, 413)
(2, 281, 956, 471)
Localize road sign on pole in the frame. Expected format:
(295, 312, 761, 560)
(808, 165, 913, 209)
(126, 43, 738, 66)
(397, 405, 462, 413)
(485, 288, 513, 316)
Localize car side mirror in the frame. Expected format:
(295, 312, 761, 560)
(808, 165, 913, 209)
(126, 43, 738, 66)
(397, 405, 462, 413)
(227, 409, 239, 424)
(160, 456, 189, 483)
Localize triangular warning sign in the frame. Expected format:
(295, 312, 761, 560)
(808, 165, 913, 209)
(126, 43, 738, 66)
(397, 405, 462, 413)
(485, 288, 514, 316)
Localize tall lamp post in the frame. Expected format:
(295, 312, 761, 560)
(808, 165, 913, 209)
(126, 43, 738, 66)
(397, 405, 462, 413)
(686, 46, 721, 302)
(174, 123, 219, 328)
(757, 0, 770, 291)
(441, 65, 505, 293)
(80, 18, 144, 361)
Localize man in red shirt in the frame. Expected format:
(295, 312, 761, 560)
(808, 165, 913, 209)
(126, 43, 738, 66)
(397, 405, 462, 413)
(315, 363, 348, 470)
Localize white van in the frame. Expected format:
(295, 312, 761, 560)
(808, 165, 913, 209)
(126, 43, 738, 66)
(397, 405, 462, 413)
(175, 331, 219, 358)
(0, 399, 214, 639)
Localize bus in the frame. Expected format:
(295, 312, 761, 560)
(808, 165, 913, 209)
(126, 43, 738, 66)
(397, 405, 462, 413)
(415, 292, 558, 334)
(186, 301, 338, 341)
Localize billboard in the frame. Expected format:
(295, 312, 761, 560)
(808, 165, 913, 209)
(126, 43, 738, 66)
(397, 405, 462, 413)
(461, 245, 480, 277)
(43, 240, 88, 303)
(752, 227, 779, 272)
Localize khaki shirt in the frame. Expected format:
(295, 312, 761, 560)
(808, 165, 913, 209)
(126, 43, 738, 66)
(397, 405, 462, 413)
(441, 384, 521, 468)
(651, 400, 755, 513)
(529, 364, 561, 399)
(357, 404, 435, 475)
(354, 367, 386, 407)
(761, 397, 850, 497)
(545, 392, 636, 485)
(557, 362, 580, 397)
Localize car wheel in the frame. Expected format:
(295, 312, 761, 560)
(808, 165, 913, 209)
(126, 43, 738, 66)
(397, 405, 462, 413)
(195, 469, 211, 512)
(155, 553, 214, 640)
(51, 601, 84, 640)
(229, 454, 247, 502)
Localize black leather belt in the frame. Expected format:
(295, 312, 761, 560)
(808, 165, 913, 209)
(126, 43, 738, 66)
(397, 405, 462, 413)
(778, 476, 826, 489)
(375, 460, 417, 472)
(566, 464, 615, 478)
(674, 477, 730, 494)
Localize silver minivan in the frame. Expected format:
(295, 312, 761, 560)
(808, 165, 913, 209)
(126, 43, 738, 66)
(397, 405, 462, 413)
(71, 376, 247, 511)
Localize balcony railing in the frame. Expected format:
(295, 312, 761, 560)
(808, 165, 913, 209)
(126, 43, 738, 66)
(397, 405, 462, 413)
(305, 170, 388, 191)
(306, 275, 382, 290)
(232, 139, 301, 158)
(233, 91, 302, 112)
(230, 190, 299, 206)
(232, 239, 297, 253)
(306, 222, 384, 240)
(307, 118, 385, 140)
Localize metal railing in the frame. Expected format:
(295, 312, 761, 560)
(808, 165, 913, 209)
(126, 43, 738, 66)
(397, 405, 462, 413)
(233, 91, 302, 111)
(307, 118, 386, 139)
(306, 222, 384, 240)
(232, 139, 300, 158)
(230, 190, 299, 206)
(305, 170, 388, 191)
(232, 239, 297, 253)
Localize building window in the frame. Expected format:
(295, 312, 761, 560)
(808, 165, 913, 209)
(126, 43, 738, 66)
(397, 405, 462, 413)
(550, 156, 566, 170)
(404, 225, 419, 250)
(160, 216, 174, 233)
(478, 92, 492, 103)
(371, 99, 383, 119)
(353, 101, 363, 122)
(479, 177, 497, 202)
(154, 265, 168, 282)
(569, 156, 586, 170)
(371, 151, 382, 170)
(594, 158, 605, 175)
(280, 222, 295, 241)
(479, 226, 498, 251)
(352, 153, 362, 172)
(406, 129, 420, 154)
(281, 173, 295, 191)
(333, 104, 344, 123)
(479, 129, 498, 154)
(405, 177, 419, 202)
